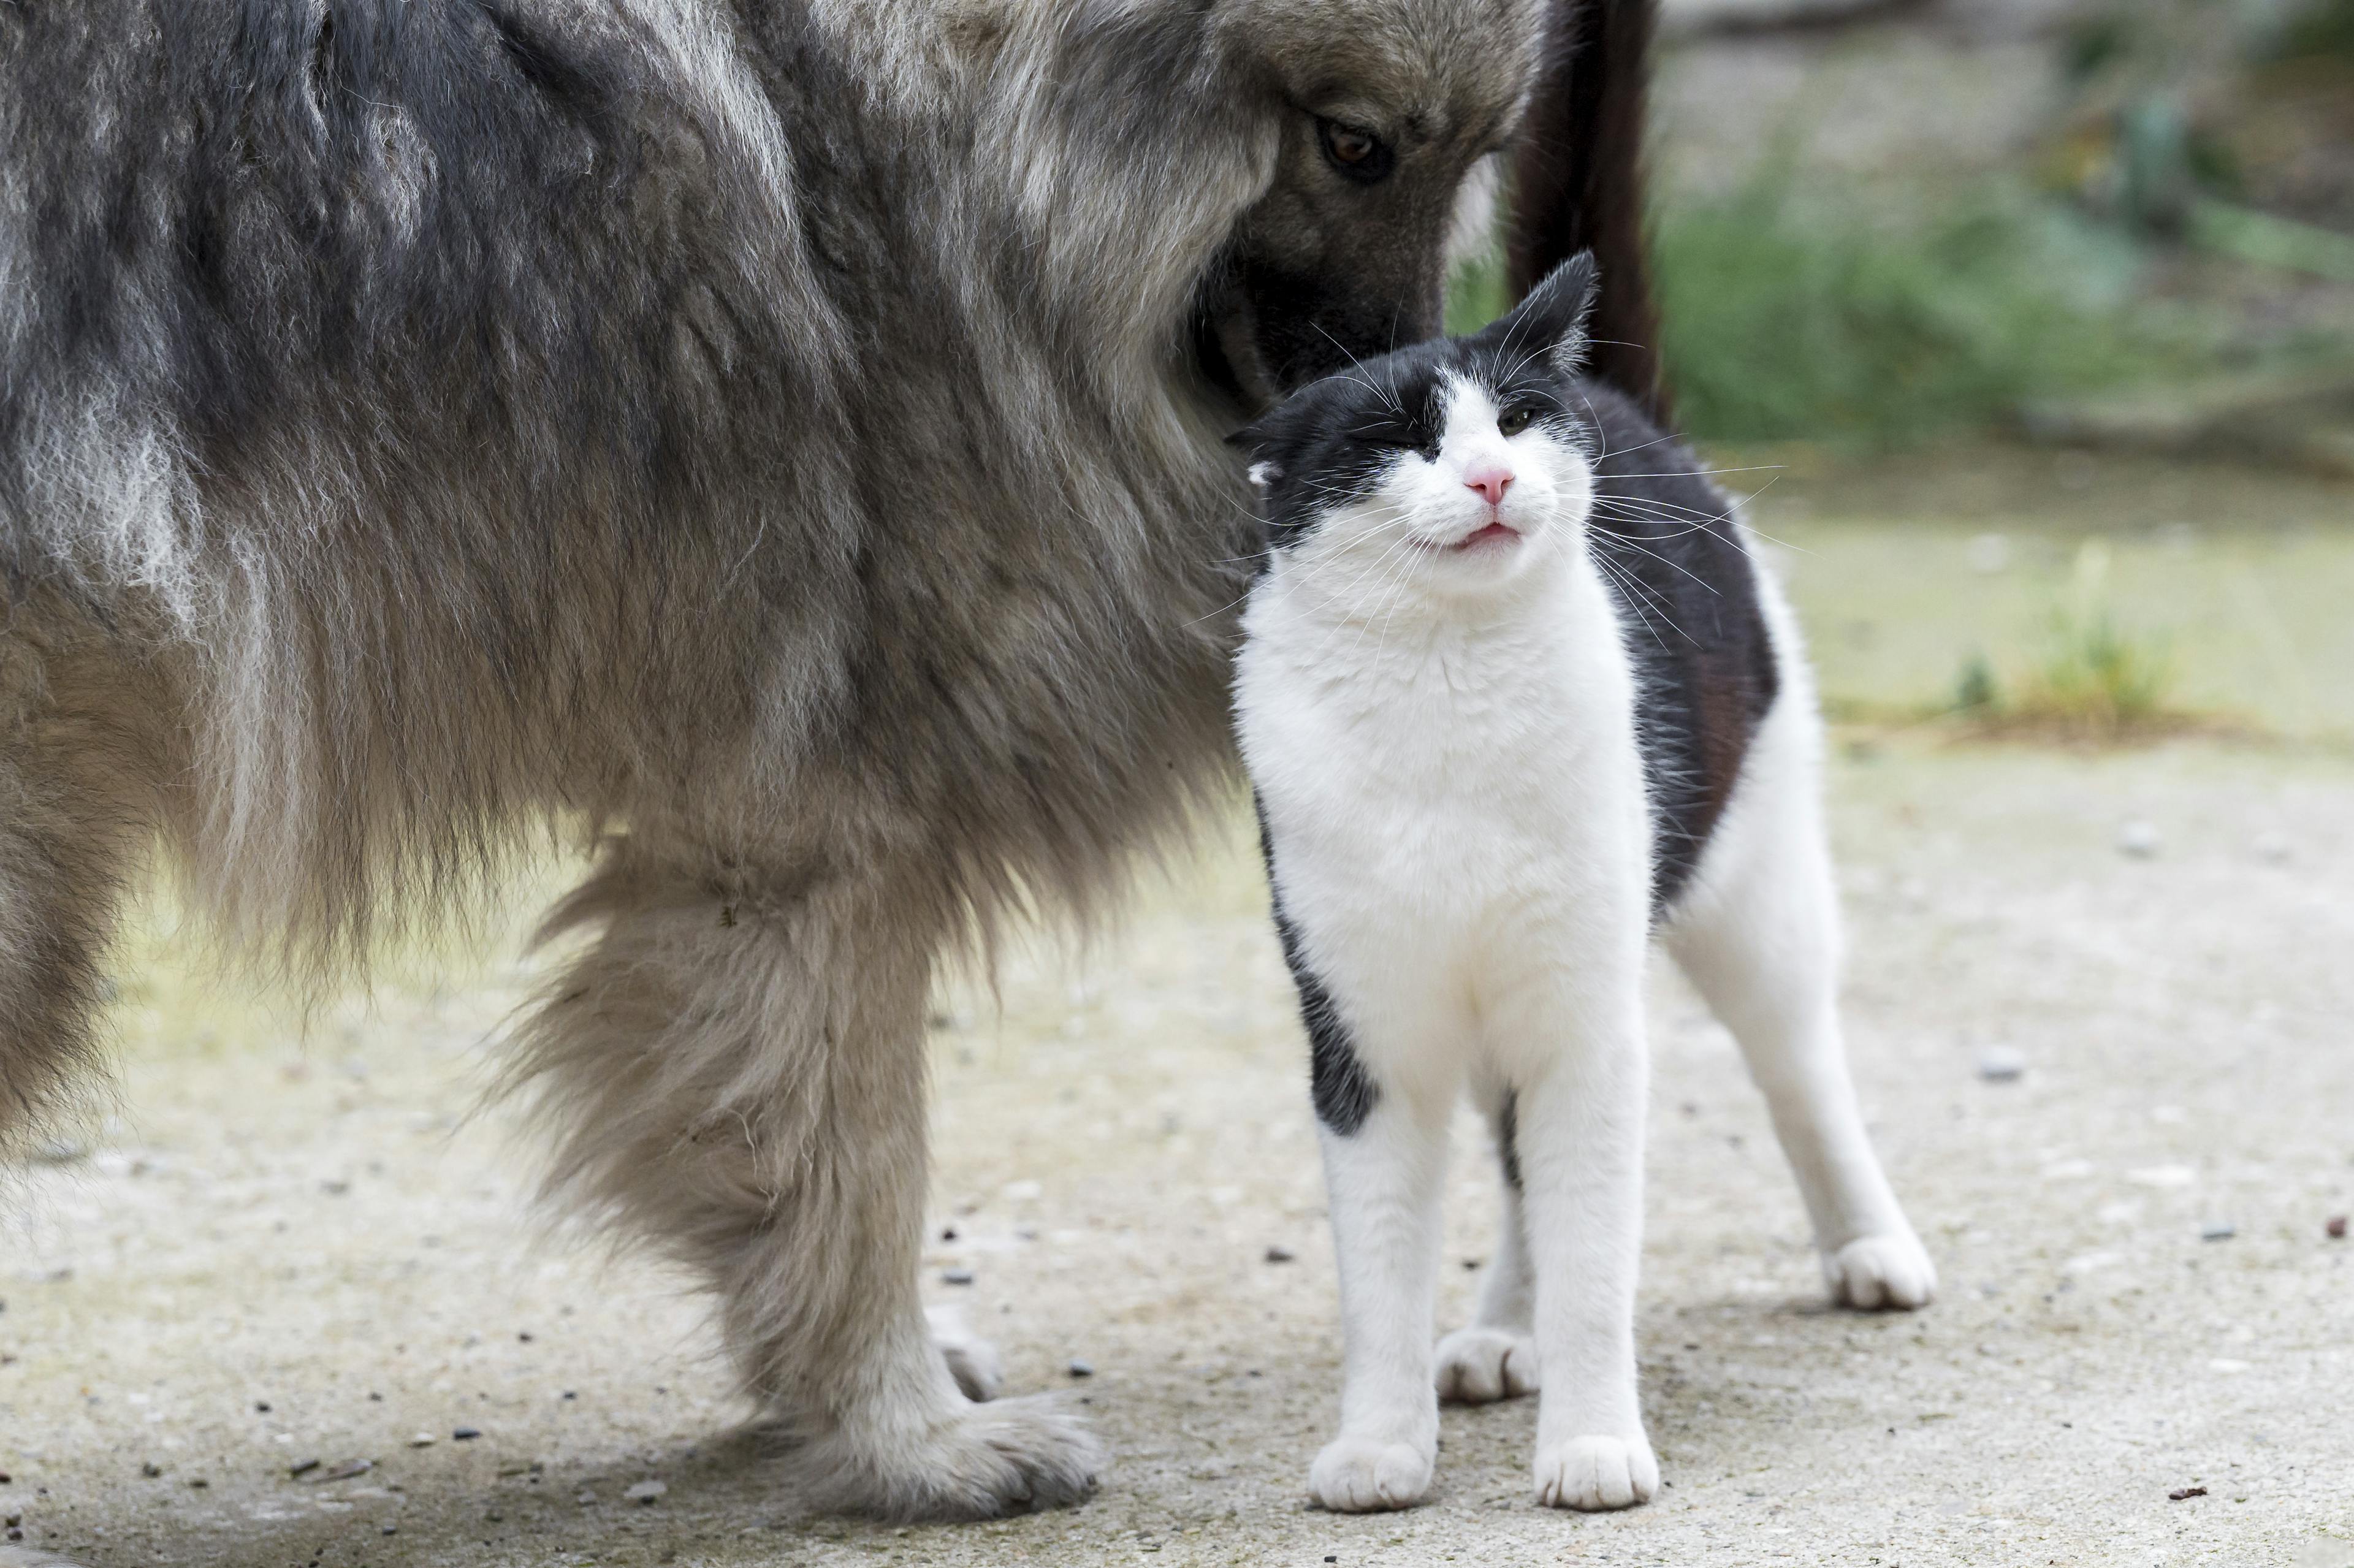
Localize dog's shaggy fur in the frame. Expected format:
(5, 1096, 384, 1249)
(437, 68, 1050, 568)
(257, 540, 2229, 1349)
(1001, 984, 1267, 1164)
(0, 0, 1648, 1521)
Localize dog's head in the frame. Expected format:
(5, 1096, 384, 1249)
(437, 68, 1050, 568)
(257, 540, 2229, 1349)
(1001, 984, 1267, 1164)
(1198, 0, 1545, 409)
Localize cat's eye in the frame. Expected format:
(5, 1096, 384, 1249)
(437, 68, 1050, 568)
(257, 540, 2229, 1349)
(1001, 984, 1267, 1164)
(1319, 120, 1395, 184)
(1498, 406, 1537, 437)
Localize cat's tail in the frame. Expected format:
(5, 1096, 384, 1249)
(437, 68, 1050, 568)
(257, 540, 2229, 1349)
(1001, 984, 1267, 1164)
(1507, 0, 1668, 428)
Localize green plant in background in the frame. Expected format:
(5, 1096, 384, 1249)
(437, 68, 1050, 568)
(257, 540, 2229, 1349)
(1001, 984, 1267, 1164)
(2272, 0, 2354, 57)
(1940, 541, 2182, 737)
(1445, 246, 1509, 337)
(1952, 652, 2001, 714)
(2014, 539, 2176, 734)
(1648, 167, 2179, 444)
(1441, 170, 2182, 445)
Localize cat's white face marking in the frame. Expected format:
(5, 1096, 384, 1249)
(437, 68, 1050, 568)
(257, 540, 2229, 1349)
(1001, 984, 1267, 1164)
(1286, 376, 1594, 601)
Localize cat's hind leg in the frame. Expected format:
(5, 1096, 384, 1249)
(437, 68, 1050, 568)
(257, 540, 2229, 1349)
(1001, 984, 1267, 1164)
(1662, 689, 1935, 1311)
(1435, 1079, 1539, 1406)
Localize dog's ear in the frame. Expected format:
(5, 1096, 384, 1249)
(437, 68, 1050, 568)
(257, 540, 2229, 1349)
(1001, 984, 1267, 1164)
(1480, 251, 1599, 376)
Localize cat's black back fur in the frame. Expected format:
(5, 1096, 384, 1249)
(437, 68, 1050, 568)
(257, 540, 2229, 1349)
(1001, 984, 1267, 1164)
(1577, 379, 1778, 910)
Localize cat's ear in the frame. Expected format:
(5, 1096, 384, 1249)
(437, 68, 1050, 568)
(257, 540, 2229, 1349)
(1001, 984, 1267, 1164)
(1481, 251, 1599, 376)
(1227, 419, 1282, 492)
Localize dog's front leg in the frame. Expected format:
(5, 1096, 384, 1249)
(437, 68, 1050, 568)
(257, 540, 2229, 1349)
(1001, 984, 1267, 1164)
(505, 850, 1100, 1521)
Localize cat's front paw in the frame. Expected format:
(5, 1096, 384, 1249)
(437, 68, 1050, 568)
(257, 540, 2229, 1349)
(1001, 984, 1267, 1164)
(1435, 1326, 1539, 1404)
(1309, 1436, 1435, 1512)
(1823, 1230, 1937, 1311)
(1533, 1433, 1657, 1512)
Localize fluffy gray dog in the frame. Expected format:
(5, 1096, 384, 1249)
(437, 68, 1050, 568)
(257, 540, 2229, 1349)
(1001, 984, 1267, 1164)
(0, 0, 1655, 1525)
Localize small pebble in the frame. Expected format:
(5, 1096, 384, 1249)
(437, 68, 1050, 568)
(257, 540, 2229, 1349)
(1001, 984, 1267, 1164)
(452, 1427, 482, 1441)
(1264, 1245, 1295, 1265)
(940, 1268, 975, 1287)
(288, 1459, 321, 1479)
(381, 1524, 397, 1536)
(623, 1480, 668, 1505)
(2116, 820, 2161, 859)
(254, 1401, 272, 1414)
(409, 1434, 438, 1448)
(2168, 1486, 2206, 1501)
(2201, 1222, 2236, 1243)
(2327, 1216, 2347, 1240)
(1067, 1359, 1095, 1379)
(187, 1478, 209, 1489)
(1976, 1046, 2027, 1083)
(140, 1463, 162, 1479)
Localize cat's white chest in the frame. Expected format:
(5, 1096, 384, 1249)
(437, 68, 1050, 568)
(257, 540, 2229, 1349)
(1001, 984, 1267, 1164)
(1236, 554, 1651, 999)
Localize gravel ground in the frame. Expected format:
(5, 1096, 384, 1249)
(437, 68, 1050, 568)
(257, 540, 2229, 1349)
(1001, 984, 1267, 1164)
(2, 733, 2350, 1568)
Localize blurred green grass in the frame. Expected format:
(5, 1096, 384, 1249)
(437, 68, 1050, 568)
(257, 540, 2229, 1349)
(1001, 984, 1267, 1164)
(1740, 450, 2354, 744)
(1447, 170, 2213, 445)
(1651, 176, 2195, 444)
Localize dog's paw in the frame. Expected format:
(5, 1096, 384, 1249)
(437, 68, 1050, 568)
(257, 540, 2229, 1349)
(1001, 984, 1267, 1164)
(1533, 1432, 1658, 1512)
(795, 1393, 1103, 1521)
(1823, 1230, 1937, 1311)
(1434, 1326, 1539, 1404)
(1309, 1436, 1435, 1512)
(925, 1304, 1004, 1402)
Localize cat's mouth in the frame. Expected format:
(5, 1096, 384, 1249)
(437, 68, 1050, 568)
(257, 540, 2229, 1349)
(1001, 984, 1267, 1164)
(1426, 521, 1522, 552)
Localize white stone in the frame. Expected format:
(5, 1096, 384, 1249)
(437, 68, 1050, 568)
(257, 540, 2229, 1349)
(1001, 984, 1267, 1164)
(2128, 1165, 2197, 1188)
(1978, 1046, 2027, 1083)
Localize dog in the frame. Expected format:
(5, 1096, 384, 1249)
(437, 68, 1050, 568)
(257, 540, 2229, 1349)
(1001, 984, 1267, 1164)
(0, 0, 1675, 1526)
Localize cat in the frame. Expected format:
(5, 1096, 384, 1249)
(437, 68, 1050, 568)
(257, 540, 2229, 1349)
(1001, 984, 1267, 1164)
(1230, 254, 1936, 1515)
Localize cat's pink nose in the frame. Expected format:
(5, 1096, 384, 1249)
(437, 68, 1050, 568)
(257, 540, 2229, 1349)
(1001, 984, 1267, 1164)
(1465, 466, 1514, 508)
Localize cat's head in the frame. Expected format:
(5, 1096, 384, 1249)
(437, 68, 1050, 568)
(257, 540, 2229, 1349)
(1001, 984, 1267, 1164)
(1232, 254, 1600, 598)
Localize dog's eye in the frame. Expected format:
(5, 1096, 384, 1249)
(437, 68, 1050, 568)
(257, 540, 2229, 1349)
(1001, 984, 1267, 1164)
(1319, 120, 1395, 183)
(1498, 406, 1536, 437)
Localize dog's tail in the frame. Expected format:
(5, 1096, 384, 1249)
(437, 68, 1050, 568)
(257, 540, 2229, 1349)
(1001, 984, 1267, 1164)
(1507, 0, 1669, 427)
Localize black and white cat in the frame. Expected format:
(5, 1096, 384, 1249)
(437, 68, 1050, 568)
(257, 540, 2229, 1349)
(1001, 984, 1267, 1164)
(1231, 256, 1935, 1516)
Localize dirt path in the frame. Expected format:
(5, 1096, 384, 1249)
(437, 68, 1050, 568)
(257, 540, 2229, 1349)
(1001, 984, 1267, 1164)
(2, 734, 2350, 1568)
